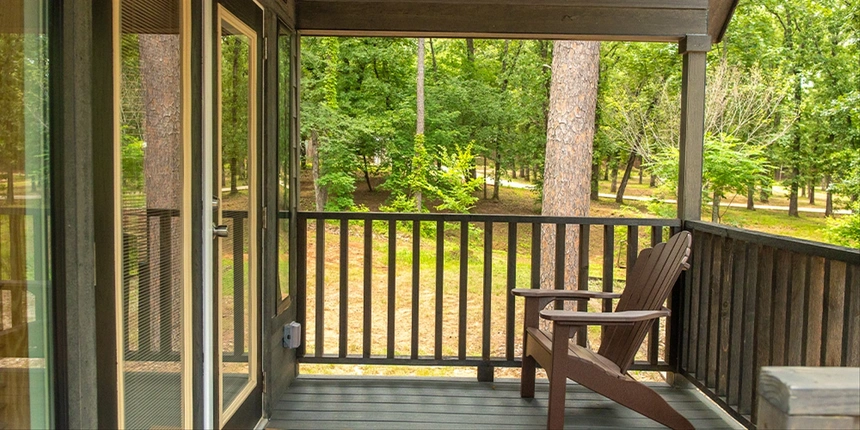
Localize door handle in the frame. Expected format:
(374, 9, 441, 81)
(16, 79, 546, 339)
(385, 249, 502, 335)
(213, 224, 229, 238)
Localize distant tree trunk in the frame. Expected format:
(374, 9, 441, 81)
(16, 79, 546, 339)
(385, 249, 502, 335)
(591, 161, 600, 201)
(712, 192, 721, 223)
(492, 152, 501, 202)
(808, 180, 815, 205)
(512, 165, 518, 179)
(747, 184, 755, 210)
(5, 169, 13, 203)
(615, 150, 636, 203)
(825, 174, 833, 217)
(650, 173, 657, 188)
(541, 41, 599, 298)
(603, 158, 610, 181)
(760, 181, 771, 203)
(362, 154, 374, 192)
(610, 164, 618, 193)
(788, 166, 800, 217)
(428, 38, 438, 78)
(638, 161, 643, 184)
(483, 157, 488, 200)
(415, 38, 425, 211)
(309, 132, 326, 211)
(525, 166, 530, 182)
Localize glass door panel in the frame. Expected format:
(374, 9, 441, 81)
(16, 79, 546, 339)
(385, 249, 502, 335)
(215, 6, 258, 424)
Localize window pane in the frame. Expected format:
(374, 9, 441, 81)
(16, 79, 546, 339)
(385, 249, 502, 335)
(0, 1, 52, 428)
(118, 0, 187, 428)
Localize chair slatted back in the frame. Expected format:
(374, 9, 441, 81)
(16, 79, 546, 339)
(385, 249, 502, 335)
(597, 231, 692, 372)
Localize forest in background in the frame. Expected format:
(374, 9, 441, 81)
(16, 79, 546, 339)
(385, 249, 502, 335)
(296, 0, 860, 248)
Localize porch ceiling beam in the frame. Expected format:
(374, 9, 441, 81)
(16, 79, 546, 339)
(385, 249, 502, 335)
(296, 1, 710, 41)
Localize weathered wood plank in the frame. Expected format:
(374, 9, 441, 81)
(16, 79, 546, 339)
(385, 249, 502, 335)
(695, 233, 713, 383)
(786, 253, 806, 366)
(684, 228, 703, 375)
(804, 256, 824, 366)
(823, 261, 845, 366)
(707, 235, 723, 390)
(506, 222, 517, 360)
(770, 249, 791, 366)
(738, 243, 758, 416)
(751, 246, 774, 424)
(726, 239, 744, 407)
(846, 265, 860, 366)
(531, 223, 540, 290)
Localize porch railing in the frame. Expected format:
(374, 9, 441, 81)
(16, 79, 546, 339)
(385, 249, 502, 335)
(680, 220, 860, 427)
(295, 211, 681, 374)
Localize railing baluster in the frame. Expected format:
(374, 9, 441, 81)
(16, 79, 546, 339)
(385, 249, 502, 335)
(686, 230, 703, 376)
(751, 246, 774, 424)
(232, 214, 244, 359)
(823, 261, 845, 366)
(363, 220, 372, 358)
(708, 235, 723, 391)
(459, 221, 468, 360)
(296, 215, 307, 358)
(483, 222, 492, 361)
(717, 237, 732, 396)
(412, 221, 420, 360)
(315, 219, 325, 357)
(651, 225, 662, 246)
(435, 220, 444, 360)
(805, 256, 825, 366)
(576, 224, 590, 347)
(786, 253, 806, 366)
(696, 233, 712, 386)
(771, 249, 791, 366)
(727, 239, 745, 407)
(387, 220, 396, 359)
(506, 222, 517, 360)
(554, 224, 565, 309)
(845, 265, 860, 366)
(739, 243, 759, 416)
(530, 223, 540, 290)
(339, 218, 348, 358)
(601, 225, 614, 345)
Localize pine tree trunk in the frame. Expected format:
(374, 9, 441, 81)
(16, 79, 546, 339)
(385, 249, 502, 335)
(808, 180, 815, 205)
(492, 154, 501, 202)
(825, 174, 833, 217)
(541, 40, 599, 297)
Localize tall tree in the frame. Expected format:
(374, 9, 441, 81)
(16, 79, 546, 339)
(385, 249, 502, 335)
(540, 41, 600, 294)
(415, 38, 425, 210)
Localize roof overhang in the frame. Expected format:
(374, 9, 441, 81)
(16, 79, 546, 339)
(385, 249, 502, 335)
(296, 0, 739, 44)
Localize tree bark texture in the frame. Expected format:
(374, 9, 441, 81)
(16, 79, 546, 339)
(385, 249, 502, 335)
(541, 40, 599, 294)
(139, 34, 182, 351)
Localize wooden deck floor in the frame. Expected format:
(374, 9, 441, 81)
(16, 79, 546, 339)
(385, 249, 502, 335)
(268, 376, 742, 429)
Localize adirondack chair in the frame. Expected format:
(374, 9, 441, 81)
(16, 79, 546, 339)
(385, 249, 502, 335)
(512, 230, 693, 430)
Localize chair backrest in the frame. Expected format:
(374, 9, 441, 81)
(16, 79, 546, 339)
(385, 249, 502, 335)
(597, 231, 692, 372)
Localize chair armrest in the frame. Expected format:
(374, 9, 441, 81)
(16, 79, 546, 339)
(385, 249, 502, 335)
(511, 289, 622, 300)
(539, 307, 670, 326)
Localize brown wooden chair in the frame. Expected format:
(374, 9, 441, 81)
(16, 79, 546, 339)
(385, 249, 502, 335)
(512, 230, 693, 430)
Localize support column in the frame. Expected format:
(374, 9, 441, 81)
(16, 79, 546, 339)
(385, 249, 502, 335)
(677, 35, 710, 222)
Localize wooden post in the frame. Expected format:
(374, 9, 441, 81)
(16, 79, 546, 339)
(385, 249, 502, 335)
(677, 35, 710, 222)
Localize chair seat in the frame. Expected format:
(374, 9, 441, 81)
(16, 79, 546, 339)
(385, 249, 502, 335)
(527, 327, 631, 382)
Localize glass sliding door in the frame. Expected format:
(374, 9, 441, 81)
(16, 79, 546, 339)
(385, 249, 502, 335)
(114, 0, 192, 428)
(0, 1, 52, 428)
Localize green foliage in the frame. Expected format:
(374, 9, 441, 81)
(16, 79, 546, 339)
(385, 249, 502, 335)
(702, 133, 771, 203)
(826, 203, 860, 249)
(121, 130, 145, 191)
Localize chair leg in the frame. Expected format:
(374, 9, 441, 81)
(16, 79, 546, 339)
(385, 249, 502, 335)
(546, 368, 567, 429)
(521, 355, 536, 398)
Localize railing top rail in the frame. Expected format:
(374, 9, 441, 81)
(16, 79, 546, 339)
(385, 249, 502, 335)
(686, 220, 860, 263)
(295, 211, 681, 226)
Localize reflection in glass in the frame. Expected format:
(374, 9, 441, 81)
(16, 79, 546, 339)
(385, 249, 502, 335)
(277, 28, 291, 303)
(0, 2, 52, 428)
(218, 15, 255, 413)
(117, 0, 187, 428)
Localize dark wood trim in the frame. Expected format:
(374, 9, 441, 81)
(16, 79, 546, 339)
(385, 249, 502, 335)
(51, 0, 100, 427)
(298, 211, 681, 226)
(296, 1, 709, 42)
(91, 0, 118, 426)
